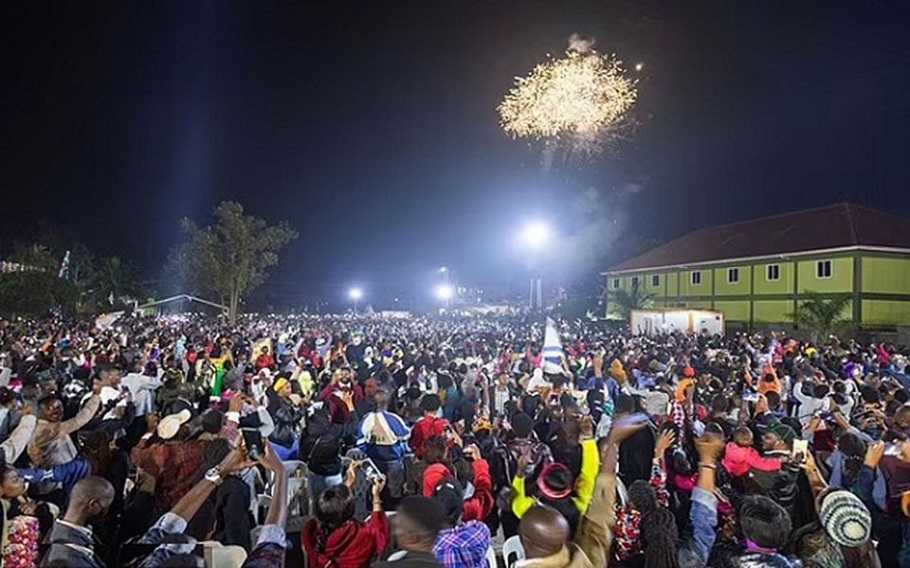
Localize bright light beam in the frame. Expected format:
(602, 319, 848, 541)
(520, 221, 553, 251)
(435, 284, 454, 301)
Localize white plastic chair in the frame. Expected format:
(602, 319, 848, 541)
(486, 546, 498, 568)
(502, 535, 525, 568)
(616, 476, 630, 508)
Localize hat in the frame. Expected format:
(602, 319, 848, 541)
(511, 413, 534, 438)
(203, 542, 248, 568)
(537, 463, 573, 500)
(158, 409, 192, 440)
(760, 421, 797, 448)
(433, 479, 464, 525)
(273, 378, 290, 392)
(819, 491, 872, 547)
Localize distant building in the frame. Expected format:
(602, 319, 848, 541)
(602, 203, 910, 329)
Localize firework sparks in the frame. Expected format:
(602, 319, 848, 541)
(498, 49, 637, 155)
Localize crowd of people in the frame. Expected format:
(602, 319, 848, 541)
(0, 311, 908, 567)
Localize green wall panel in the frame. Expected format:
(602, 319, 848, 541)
(714, 300, 750, 322)
(862, 257, 910, 295)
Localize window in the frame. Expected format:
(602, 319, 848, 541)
(767, 264, 780, 281)
(691, 270, 702, 285)
(816, 260, 832, 279)
(651, 274, 660, 287)
(727, 267, 740, 284)
(612, 278, 620, 289)
(631, 276, 640, 288)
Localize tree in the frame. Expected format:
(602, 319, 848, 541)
(606, 280, 655, 320)
(0, 272, 79, 318)
(168, 201, 297, 323)
(790, 292, 852, 342)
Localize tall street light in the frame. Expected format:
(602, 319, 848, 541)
(349, 287, 363, 312)
(519, 220, 552, 310)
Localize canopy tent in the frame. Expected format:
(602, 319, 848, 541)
(137, 294, 228, 316)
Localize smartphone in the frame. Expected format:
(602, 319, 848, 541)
(361, 457, 385, 484)
(241, 428, 264, 461)
(791, 439, 809, 462)
(742, 392, 761, 403)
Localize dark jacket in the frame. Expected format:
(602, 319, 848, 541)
(268, 396, 305, 448)
(41, 519, 105, 567)
(301, 411, 347, 476)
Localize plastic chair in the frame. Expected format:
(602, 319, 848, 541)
(486, 545, 498, 568)
(616, 476, 629, 508)
(502, 535, 525, 568)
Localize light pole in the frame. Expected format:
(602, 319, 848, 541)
(349, 287, 363, 312)
(436, 283, 454, 310)
(519, 220, 552, 310)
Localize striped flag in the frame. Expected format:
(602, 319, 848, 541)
(58, 251, 71, 279)
(541, 317, 565, 375)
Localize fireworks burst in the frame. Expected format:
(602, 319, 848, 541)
(499, 48, 637, 157)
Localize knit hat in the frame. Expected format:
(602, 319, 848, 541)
(273, 378, 290, 392)
(511, 413, 534, 438)
(819, 491, 872, 547)
(760, 421, 797, 448)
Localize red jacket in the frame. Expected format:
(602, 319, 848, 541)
(422, 459, 495, 522)
(302, 511, 389, 568)
(408, 415, 449, 460)
(319, 383, 364, 425)
(721, 442, 782, 478)
(255, 353, 275, 370)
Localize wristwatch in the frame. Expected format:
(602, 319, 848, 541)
(205, 467, 223, 486)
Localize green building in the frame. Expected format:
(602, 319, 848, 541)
(602, 203, 910, 330)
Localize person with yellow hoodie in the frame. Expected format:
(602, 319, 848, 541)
(510, 417, 600, 537)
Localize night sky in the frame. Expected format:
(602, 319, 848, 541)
(3, 2, 910, 308)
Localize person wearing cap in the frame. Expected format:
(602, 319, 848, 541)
(792, 488, 880, 568)
(266, 374, 305, 460)
(131, 402, 239, 514)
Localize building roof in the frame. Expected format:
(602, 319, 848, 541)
(608, 203, 910, 273)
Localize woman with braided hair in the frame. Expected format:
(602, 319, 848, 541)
(640, 506, 680, 568)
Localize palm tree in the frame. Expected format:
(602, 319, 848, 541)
(790, 292, 852, 342)
(607, 281, 655, 320)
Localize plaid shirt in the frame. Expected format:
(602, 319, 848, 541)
(433, 521, 491, 568)
(131, 439, 205, 511)
(130, 421, 239, 512)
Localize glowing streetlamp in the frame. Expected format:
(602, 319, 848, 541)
(519, 220, 553, 309)
(520, 220, 552, 251)
(349, 287, 363, 312)
(436, 284, 454, 301)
